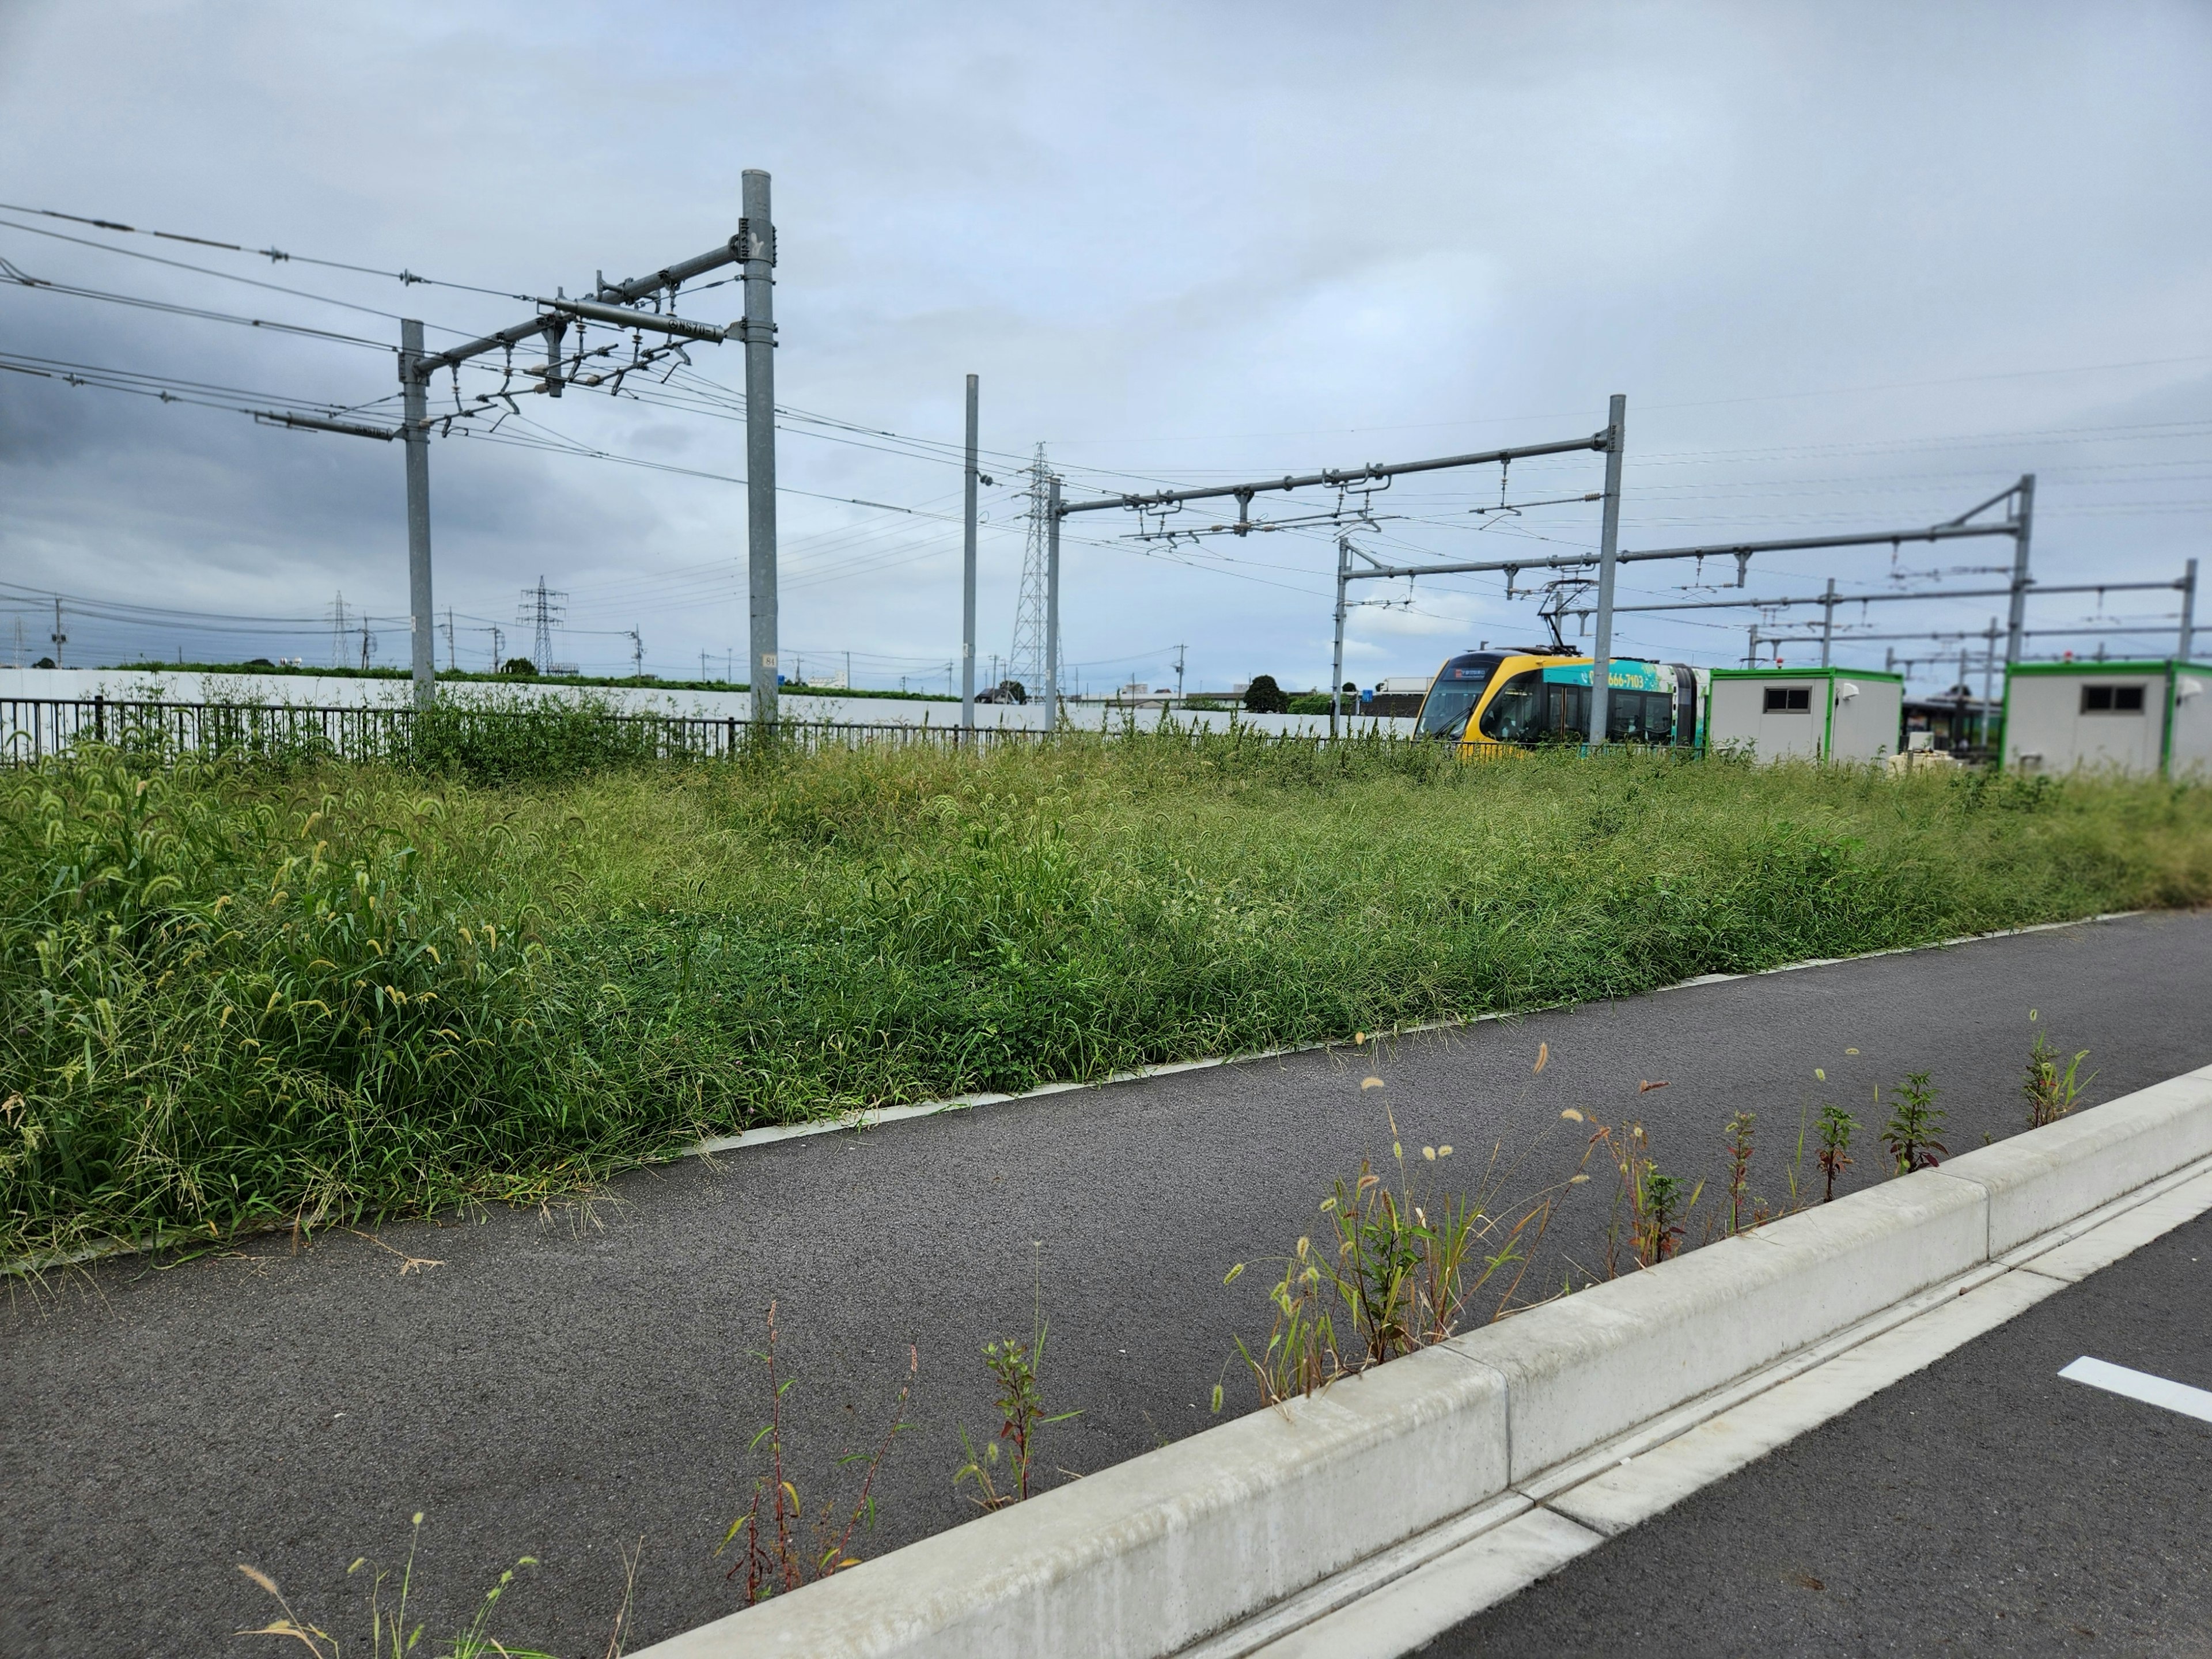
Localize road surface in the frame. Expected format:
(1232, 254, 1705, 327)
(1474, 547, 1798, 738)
(5, 909, 2207, 1656)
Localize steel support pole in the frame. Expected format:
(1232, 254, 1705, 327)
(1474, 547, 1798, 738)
(1588, 393, 1626, 747)
(1044, 477, 1062, 729)
(961, 373, 978, 731)
(742, 169, 779, 726)
(2005, 474, 2035, 668)
(2180, 558, 2198, 661)
(1820, 577, 1837, 668)
(1331, 536, 1350, 740)
(1982, 619, 1998, 728)
(400, 319, 435, 710)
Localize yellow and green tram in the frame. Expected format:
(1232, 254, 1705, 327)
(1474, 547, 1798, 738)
(1413, 649, 1700, 752)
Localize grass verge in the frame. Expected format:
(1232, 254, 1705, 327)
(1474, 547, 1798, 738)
(5, 729, 2209, 1261)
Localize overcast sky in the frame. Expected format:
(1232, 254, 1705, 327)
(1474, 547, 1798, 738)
(2, 1, 2207, 694)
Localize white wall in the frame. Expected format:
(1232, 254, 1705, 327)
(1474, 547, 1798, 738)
(1706, 677, 1827, 759)
(2169, 671, 2212, 777)
(0, 668, 1411, 740)
(2006, 672, 2165, 774)
(1827, 678, 1902, 761)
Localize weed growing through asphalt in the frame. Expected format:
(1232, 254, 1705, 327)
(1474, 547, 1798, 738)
(1816, 1104, 1861, 1202)
(1589, 1119, 1704, 1271)
(719, 1301, 918, 1603)
(955, 1248, 1082, 1509)
(235, 1512, 555, 1658)
(1719, 1112, 1764, 1235)
(1881, 1072, 1948, 1173)
(2022, 1010, 2095, 1128)
(1219, 1043, 1590, 1410)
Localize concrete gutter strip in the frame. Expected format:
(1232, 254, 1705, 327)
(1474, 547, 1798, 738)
(631, 1062, 2212, 1659)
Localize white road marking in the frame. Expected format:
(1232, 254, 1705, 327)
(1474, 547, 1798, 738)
(2058, 1356, 2212, 1424)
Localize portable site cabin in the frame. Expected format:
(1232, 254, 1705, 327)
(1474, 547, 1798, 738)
(1703, 668, 1905, 762)
(2000, 660, 2212, 778)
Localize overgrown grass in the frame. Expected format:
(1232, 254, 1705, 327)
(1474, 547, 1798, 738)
(5, 729, 2209, 1260)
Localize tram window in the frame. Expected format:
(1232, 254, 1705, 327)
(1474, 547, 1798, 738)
(2081, 684, 2143, 714)
(1479, 671, 1543, 741)
(1608, 690, 1674, 743)
(1764, 686, 1813, 713)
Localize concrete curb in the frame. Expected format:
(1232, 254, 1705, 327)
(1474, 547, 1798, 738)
(632, 1060, 2212, 1659)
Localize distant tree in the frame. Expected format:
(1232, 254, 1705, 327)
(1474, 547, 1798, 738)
(502, 656, 537, 676)
(32, 657, 55, 670)
(1242, 674, 1289, 714)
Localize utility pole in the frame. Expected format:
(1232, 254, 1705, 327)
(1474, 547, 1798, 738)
(1331, 535, 1351, 739)
(1588, 393, 1627, 747)
(49, 597, 65, 669)
(1820, 576, 1838, 668)
(2180, 558, 2198, 661)
(961, 372, 979, 732)
(360, 619, 373, 671)
(1174, 643, 1187, 709)
(444, 608, 457, 672)
(1982, 619, 1999, 734)
(490, 625, 504, 672)
(1750, 624, 1762, 669)
(2005, 474, 2035, 667)
(1043, 474, 1062, 728)
(330, 593, 349, 667)
(629, 628, 645, 678)
(741, 169, 779, 726)
(400, 318, 436, 709)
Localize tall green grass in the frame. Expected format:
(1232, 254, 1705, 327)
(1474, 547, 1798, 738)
(5, 730, 2207, 1259)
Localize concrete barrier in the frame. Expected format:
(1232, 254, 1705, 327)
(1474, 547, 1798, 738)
(634, 1065, 2212, 1659)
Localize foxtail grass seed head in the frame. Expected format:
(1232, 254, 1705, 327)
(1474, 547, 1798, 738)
(1533, 1041, 1549, 1074)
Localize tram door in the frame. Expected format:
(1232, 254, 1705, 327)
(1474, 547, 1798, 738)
(1544, 683, 1590, 743)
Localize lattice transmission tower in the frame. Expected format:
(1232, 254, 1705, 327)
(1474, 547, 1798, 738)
(518, 575, 567, 668)
(1007, 445, 1050, 696)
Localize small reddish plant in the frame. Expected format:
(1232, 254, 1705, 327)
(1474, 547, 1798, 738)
(955, 1253, 1081, 1509)
(1816, 1104, 1859, 1202)
(1881, 1073, 1948, 1174)
(721, 1301, 917, 1604)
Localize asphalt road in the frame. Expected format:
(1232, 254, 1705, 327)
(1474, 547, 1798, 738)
(1432, 1207, 2212, 1657)
(5, 910, 2209, 1658)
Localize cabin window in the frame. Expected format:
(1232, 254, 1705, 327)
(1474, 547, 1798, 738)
(1479, 672, 1543, 741)
(1763, 686, 1813, 713)
(1608, 690, 1675, 743)
(2081, 684, 2145, 714)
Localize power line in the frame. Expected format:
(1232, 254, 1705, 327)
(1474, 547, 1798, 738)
(0, 200, 531, 300)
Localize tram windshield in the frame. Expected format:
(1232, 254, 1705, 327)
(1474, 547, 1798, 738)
(1414, 654, 1504, 738)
